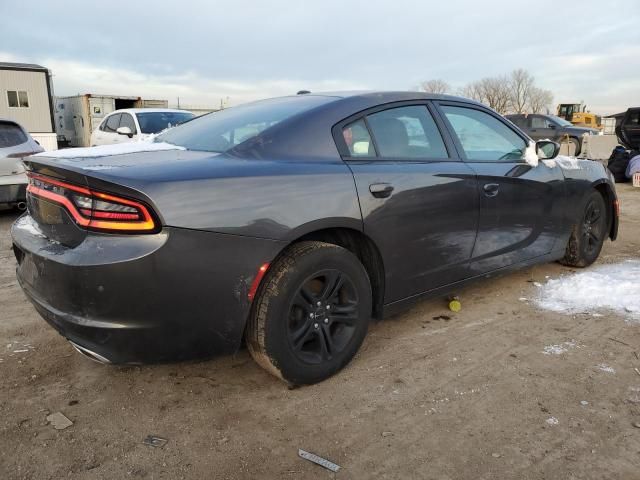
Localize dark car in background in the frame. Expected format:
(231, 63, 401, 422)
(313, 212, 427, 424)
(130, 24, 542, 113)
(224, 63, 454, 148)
(12, 92, 618, 385)
(506, 113, 599, 156)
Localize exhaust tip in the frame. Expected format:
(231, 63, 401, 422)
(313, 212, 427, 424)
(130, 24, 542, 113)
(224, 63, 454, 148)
(16, 202, 27, 211)
(69, 341, 112, 364)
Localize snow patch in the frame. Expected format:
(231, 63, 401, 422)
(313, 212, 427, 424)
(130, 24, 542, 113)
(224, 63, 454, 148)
(596, 364, 616, 374)
(34, 141, 184, 159)
(536, 261, 640, 320)
(14, 216, 46, 238)
(543, 341, 577, 355)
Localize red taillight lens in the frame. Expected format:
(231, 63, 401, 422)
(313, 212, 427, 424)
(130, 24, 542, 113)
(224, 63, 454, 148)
(26, 173, 157, 233)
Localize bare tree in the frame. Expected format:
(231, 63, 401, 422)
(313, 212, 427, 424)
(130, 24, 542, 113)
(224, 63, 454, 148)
(459, 81, 485, 104)
(527, 86, 553, 114)
(479, 76, 511, 114)
(421, 79, 450, 94)
(460, 76, 510, 114)
(509, 68, 535, 114)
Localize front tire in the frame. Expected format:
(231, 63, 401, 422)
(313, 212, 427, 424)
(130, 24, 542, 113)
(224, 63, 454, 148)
(560, 191, 608, 267)
(246, 241, 372, 385)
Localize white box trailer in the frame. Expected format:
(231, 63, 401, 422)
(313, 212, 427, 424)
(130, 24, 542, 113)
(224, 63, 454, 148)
(55, 94, 168, 147)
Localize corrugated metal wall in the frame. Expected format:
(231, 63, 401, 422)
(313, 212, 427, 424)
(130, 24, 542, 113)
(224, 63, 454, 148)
(0, 69, 53, 133)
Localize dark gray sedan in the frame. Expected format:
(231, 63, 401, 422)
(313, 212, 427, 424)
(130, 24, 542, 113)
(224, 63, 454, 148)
(506, 113, 599, 156)
(11, 92, 618, 385)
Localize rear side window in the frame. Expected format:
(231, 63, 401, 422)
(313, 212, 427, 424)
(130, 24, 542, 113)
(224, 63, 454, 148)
(0, 122, 28, 147)
(103, 114, 121, 133)
(441, 106, 526, 162)
(342, 119, 374, 157)
(366, 106, 447, 159)
(157, 96, 334, 152)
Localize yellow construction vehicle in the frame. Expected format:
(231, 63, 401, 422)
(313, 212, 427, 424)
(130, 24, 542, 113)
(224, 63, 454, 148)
(557, 102, 601, 129)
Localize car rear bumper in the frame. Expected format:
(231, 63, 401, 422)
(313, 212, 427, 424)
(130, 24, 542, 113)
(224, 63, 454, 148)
(11, 215, 286, 364)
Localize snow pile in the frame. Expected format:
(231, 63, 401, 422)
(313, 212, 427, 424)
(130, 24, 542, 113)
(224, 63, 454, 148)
(596, 364, 616, 374)
(34, 141, 184, 159)
(542, 341, 577, 355)
(537, 260, 640, 320)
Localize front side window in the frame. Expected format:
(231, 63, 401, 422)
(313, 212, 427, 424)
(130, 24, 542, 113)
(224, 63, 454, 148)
(157, 96, 334, 152)
(104, 114, 121, 133)
(531, 116, 551, 129)
(342, 119, 374, 157)
(136, 111, 194, 134)
(119, 113, 137, 133)
(7, 90, 29, 108)
(441, 106, 526, 162)
(366, 106, 448, 159)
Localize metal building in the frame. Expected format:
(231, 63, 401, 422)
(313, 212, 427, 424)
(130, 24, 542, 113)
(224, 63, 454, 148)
(0, 62, 57, 150)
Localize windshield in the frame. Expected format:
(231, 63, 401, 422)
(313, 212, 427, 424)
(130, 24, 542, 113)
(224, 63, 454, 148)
(136, 111, 195, 134)
(156, 95, 335, 152)
(548, 115, 573, 127)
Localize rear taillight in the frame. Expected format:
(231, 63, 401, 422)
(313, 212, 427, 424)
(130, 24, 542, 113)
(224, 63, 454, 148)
(27, 173, 157, 233)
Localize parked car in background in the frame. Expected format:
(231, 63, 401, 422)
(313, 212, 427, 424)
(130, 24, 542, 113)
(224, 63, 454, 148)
(90, 108, 194, 146)
(506, 113, 599, 156)
(12, 92, 618, 385)
(0, 119, 43, 210)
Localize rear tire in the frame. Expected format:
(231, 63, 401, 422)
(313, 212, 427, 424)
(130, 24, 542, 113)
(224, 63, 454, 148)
(559, 191, 608, 267)
(246, 241, 372, 385)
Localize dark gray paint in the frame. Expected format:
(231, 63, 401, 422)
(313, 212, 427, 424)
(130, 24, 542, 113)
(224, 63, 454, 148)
(14, 92, 619, 363)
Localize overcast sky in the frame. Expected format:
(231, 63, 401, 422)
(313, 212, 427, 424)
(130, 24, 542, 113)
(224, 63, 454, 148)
(1, 0, 638, 114)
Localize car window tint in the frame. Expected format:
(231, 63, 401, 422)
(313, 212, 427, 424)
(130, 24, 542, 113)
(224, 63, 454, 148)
(442, 106, 526, 162)
(104, 114, 121, 133)
(343, 119, 374, 157)
(366, 106, 447, 159)
(119, 113, 137, 133)
(0, 121, 28, 147)
(157, 96, 334, 153)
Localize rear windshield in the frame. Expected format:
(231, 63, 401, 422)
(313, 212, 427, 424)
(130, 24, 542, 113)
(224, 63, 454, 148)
(0, 122, 28, 148)
(156, 96, 335, 152)
(136, 111, 195, 134)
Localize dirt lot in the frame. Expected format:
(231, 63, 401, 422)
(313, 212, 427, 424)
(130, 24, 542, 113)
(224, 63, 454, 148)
(1, 185, 639, 480)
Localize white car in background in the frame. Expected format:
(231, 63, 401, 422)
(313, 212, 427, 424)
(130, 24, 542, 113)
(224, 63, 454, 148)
(0, 119, 43, 210)
(90, 108, 195, 146)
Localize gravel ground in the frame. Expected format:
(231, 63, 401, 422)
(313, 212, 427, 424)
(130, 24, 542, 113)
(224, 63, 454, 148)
(1, 185, 639, 480)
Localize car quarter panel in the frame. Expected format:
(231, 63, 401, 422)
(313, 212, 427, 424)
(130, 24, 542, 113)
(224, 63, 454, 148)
(12, 215, 287, 362)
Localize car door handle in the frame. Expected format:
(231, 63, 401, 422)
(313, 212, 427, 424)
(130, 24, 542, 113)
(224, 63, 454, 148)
(483, 183, 500, 197)
(369, 183, 394, 198)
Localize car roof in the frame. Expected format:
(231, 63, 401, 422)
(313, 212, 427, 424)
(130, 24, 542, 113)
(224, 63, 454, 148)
(298, 90, 483, 105)
(107, 108, 194, 115)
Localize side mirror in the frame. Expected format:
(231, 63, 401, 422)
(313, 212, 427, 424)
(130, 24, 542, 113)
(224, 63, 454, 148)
(116, 126, 133, 138)
(549, 124, 556, 129)
(535, 140, 560, 160)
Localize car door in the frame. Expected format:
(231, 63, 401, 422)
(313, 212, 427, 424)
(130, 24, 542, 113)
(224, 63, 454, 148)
(335, 103, 479, 303)
(435, 102, 566, 275)
(94, 113, 122, 145)
(529, 115, 557, 141)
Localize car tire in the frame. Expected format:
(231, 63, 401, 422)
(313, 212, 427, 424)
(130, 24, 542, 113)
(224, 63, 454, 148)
(246, 241, 372, 385)
(559, 191, 608, 267)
